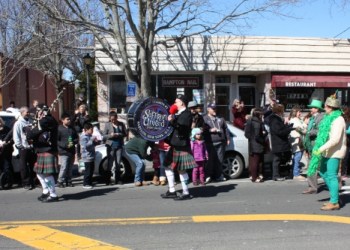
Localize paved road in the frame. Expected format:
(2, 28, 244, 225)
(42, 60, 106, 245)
(1, 177, 350, 249)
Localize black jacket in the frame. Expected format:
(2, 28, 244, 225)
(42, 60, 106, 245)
(169, 109, 192, 148)
(268, 113, 293, 154)
(57, 125, 78, 155)
(245, 117, 265, 154)
(27, 115, 58, 153)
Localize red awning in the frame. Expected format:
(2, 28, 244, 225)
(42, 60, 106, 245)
(272, 75, 350, 88)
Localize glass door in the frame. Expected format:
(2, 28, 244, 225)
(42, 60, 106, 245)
(215, 84, 231, 121)
(238, 86, 255, 115)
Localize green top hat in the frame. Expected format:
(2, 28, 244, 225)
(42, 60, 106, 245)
(307, 99, 323, 110)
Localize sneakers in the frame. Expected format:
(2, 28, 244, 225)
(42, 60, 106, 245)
(160, 190, 178, 199)
(293, 175, 306, 181)
(216, 175, 227, 182)
(83, 185, 93, 189)
(66, 182, 74, 187)
(205, 177, 211, 184)
(192, 181, 199, 186)
(57, 182, 65, 188)
(321, 203, 340, 211)
(274, 177, 285, 181)
(37, 193, 49, 201)
(42, 196, 59, 203)
(302, 188, 317, 194)
(135, 182, 142, 187)
(174, 193, 192, 201)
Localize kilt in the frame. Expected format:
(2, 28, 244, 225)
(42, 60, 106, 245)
(34, 152, 58, 174)
(169, 147, 196, 171)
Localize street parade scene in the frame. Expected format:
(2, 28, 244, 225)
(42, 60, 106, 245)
(1, 1, 350, 249)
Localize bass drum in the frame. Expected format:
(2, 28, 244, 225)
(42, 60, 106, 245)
(127, 97, 173, 142)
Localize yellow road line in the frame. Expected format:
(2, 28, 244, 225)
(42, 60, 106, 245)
(1, 214, 350, 227)
(0, 225, 128, 250)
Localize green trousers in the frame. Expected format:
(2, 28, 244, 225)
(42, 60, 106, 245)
(319, 157, 340, 204)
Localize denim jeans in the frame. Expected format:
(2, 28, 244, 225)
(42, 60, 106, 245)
(58, 154, 75, 183)
(158, 150, 167, 178)
(125, 151, 145, 182)
(292, 151, 303, 177)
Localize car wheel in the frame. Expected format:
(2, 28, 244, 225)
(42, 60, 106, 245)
(222, 153, 244, 179)
(99, 157, 132, 182)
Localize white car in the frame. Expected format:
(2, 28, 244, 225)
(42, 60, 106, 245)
(94, 122, 250, 181)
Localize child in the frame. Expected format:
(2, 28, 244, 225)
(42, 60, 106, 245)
(190, 128, 208, 186)
(151, 146, 161, 185)
(80, 122, 99, 189)
(57, 113, 78, 187)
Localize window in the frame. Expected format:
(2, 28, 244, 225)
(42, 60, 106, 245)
(238, 75, 256, 83)
(109, 75, 126, 109)
(215, 75, 231, 83)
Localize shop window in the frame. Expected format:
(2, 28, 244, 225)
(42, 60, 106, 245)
(215, 75, 231, 83)
(109, 75, 126, 111)
(238, 75, 256, 83)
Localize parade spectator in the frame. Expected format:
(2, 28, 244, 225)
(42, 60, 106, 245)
(74, 104, 90, 160)
(57, 113, 78, 188)
(244, 108, 266, 183)
(203, 103, 230, 183)
(302, 99, 324, 194)
(231, 99, 246, 130)
(6, 101, 19, 113)
(161, 94, 196, 200)
(103, 111, 127, 185)
(157, 140, 170, 186)
(289, 106, 307, 181)
(151, 146, 161, 185)
(75, 94, 86, 112)
(13, 106, 36, 189)
(308, 94, 346, 211)
(80, 122, 99, 189)
(188, 100, 204, 129)
(27, 104, 59, 202)
(190, 128, 208, 186)
(341, 106, 350, 179)
(29, 99, 39, 119)
(267, 104, 294, 181)
(124, 136, 154, 187)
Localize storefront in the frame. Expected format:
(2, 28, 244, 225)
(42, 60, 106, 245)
(272, 74, 350, 111)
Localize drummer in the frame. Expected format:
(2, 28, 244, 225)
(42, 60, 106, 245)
(161, 94, 196, 201)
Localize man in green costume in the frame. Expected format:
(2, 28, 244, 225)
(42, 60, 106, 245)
(308, 94, 346, 211)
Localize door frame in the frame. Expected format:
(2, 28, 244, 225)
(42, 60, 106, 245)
(214, 83, 233, 122)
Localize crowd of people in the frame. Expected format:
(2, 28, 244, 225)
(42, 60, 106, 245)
(243, 93, 348, 211)
(0, 93, 349, 210)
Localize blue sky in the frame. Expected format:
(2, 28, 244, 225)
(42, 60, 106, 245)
(246, 0, 350, 39)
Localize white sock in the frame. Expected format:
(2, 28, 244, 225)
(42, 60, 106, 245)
(36, 174, 49, 194)
(165, 168, 176, 193)
(179, 172, 189, 195)
(44, 175, 57, 197)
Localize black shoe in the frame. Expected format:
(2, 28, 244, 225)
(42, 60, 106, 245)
(23, 185, 33, 190)
(37, 193, 50, 201)
(57, 182, 65, 188)
(161, 191, 178, 199)
(174, 194, 192, 201)
(66, 182, 74, 187)
(42, 196, 59, 203)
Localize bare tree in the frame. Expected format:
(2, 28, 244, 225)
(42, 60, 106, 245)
(0, 0, 91, 115)
(31, 0, 300, 98)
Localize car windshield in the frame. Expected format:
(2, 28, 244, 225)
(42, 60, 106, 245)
(1, 116, 16, 128)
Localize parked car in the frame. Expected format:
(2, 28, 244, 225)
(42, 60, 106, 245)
(94, 122, 251, 181)
(0, 111, 19, 189)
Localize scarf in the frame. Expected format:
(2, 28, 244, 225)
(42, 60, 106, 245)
(307, 110, 342, 176)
